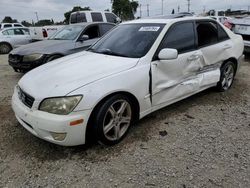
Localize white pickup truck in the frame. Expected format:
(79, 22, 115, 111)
(29, 25, 64, 41)
(231, 16, 250, 53)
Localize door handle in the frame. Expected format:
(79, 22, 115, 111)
(223, 44, 232, 50)
(188, 54, 200, 61)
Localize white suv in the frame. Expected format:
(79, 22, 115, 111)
(0, 23, 24, 30)
(12, 17, 244, 146)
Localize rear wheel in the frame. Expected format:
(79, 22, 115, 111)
(92, 95, 134, 145)
(217, 61, 236, 91)
(0, 43, 12, 54)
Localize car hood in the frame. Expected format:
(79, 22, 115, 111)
(11, 40, 74, 55)
(19, 51, 139, 100)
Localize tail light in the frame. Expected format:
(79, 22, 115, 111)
(42, 28, 48, 38)
(224, 21, 234, 30)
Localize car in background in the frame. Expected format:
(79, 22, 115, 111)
(12, 17, 244, 146)
(230, 16, 250, 53)
(210, 16, 231, 24)
(29, 25, 65, 41)
(9, 22, 115, 72)
(70, 11, 121, 24)
(0, 23, 24, 30)
(0, 27, 32, 54)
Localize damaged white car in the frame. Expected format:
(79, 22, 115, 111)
(12, 17, 244, 146)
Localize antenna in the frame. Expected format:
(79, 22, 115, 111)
(187, 0, 191, 13)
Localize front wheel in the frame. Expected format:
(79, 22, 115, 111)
(92, 95, 134, 145)
(0, 43, 12, 54)
(217, 61, 236, 91)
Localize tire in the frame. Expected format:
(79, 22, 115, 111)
(216, 61, 236, 92)
(0, 43, 12, 54)
(92, 94, 134, 146)
(45, 55, 62, 63)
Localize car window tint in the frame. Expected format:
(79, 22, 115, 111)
(159, 22, 195, 54)
(14, 29, 24, 35)
(70, 14, 77, 24)
(22, 28, 30, 35)
(100, 24, 114, 36)
(82, 25, 100, 39)
(91, 13, 103, 22)
(4, 24, 12, 28)
(14, 24, 22, 27)
(77, 13, 87, 23)
(218, 24, 229, 41)
(196, 21, 218, 47)
(105, 13, 117, 23)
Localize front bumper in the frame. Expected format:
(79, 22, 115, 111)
(12, 89, 92, 146)
(8, 54, 46, 71)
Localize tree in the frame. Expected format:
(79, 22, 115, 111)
(35, 19, 54, 26)
(2, 16, 14, 23)
(112, 0, 138, 20)
(64, 6, 91, 24)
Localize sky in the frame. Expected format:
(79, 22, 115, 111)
(0, 0, 249, 23)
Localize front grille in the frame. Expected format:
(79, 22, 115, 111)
(9, 54, 23, 63)
(17, 87, 35, 108)
(242, 34, 250, 42)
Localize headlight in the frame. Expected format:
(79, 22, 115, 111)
(39, 95, 82, 115)
(23, 53, 43, 62)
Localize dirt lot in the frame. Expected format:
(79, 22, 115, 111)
(0, 54, 250, 188)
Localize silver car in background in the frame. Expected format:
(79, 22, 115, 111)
(0, 27, 32, 54)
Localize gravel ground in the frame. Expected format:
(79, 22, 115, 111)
(0, 54, 250, 188)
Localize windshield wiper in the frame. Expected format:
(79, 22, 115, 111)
(95, 49, 129, 58)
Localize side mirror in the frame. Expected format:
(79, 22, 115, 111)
(158, 48, 178, 60)
(79, 34, 89, 42)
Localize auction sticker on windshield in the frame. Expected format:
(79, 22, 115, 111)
(139, 26, 160, 32)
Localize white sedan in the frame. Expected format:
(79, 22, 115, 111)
(12, 17, 244, 146)
(0, 27, 32, 54)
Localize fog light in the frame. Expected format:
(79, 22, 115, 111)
(50, 132, 67, 141)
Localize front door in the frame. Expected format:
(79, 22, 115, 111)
(151, 22, 204, 107)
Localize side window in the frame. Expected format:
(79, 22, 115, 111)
(159, 22, 195, 54)
(4, 24, 12, 28)
(6, 29, 15, 35)
(14, 24, 22, 27)
(100, 24, 114, 36)
(77, 13, 87, 23)
(14, 29, 24, 35)
(196, 21, 218, 47)
(70, 14, 77, 24)
(2, 31, 8, 35)
(91, 13, 103, 22)
(22, 29, 30, 35)
(218, 24, 229, 42)
(105, 13, 117, 23)
(82, 25, 100, 39)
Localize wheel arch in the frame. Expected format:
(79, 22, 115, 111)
(222, 57, 238, 73)
(85, 91, 140, 143)
(0, 41, 13, 49)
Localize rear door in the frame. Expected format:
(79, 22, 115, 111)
(74, 24, 101, 52)
(195, 20, 233, 70)
(151, 21, 204, 106)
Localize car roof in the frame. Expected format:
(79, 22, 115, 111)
(69, 22, 116, 27)
(1, 27, 28, 31)
(122, 17, 215, 25)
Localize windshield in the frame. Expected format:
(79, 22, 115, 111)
(89, 23, 165, 58)
(49, 25, 84, 40)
